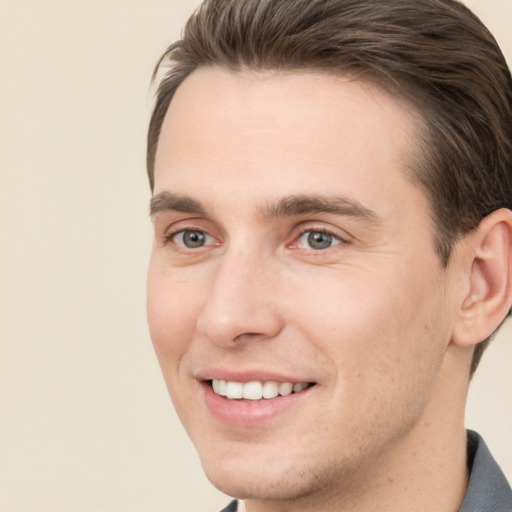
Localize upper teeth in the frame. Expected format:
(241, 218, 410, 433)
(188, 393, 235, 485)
(211, 379, 309, 400)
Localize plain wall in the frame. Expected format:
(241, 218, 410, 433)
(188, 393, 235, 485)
(0, 1, 510, 511)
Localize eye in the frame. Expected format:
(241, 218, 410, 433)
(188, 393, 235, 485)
(296, 230, 342, 250)
(171, 229, 214, 249)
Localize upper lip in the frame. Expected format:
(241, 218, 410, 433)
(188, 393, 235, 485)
(195, 368, 315, 384)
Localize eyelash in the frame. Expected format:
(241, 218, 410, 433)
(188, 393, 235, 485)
(164, 226, 347, 252)
(293, 228, 345, 251)
(164, 229, 216, 249)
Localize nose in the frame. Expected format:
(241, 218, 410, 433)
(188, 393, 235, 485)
(196, 249, 284, 347)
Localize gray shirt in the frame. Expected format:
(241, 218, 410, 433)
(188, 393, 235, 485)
(459, 430, 511, 511)
(220, 431, 512, 512)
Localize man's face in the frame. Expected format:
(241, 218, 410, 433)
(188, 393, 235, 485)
(147, 68, 461, 503)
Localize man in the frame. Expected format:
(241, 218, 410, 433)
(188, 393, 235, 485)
(146, 0, 512, 510)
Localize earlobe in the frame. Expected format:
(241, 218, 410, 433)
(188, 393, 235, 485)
(452, 208, 512, 347)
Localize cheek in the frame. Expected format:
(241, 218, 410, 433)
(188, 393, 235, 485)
(304, 272, 450, 456)
(295, 263, 450, 392)
(146, 262, 202, 370)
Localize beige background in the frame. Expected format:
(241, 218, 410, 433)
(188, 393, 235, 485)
(0, 1, 510, 511)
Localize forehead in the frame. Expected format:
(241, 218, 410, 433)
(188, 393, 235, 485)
(153, 67, 426, 218)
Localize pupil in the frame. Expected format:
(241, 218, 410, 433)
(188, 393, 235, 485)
(184, 231, 205, 248)
(308, 231, 332, 250)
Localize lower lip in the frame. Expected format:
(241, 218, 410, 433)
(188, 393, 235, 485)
(202, 383, 313, 427)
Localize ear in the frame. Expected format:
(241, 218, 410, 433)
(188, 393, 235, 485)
(452, 208, 512, 347)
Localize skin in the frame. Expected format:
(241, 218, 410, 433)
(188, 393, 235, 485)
(147, 68, 483, 511)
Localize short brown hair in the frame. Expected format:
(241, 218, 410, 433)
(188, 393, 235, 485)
(147, 0, 512, 374)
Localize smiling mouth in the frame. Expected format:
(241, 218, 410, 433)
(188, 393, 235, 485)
(209, 379, 316, 401)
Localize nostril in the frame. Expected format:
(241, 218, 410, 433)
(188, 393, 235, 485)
(233, 332, 265, 342)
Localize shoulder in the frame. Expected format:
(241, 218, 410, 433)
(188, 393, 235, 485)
(459, 430, 512, 512)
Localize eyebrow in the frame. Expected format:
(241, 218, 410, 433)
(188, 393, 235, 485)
(150, 191, 207, 217)
(261, 194, 381, 223)
(149, 191, 381, 224)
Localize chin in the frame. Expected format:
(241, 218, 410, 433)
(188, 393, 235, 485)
(198, 445, 347, 504)
(204, 466, 311, 502)
(198, 448, 280, 498)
